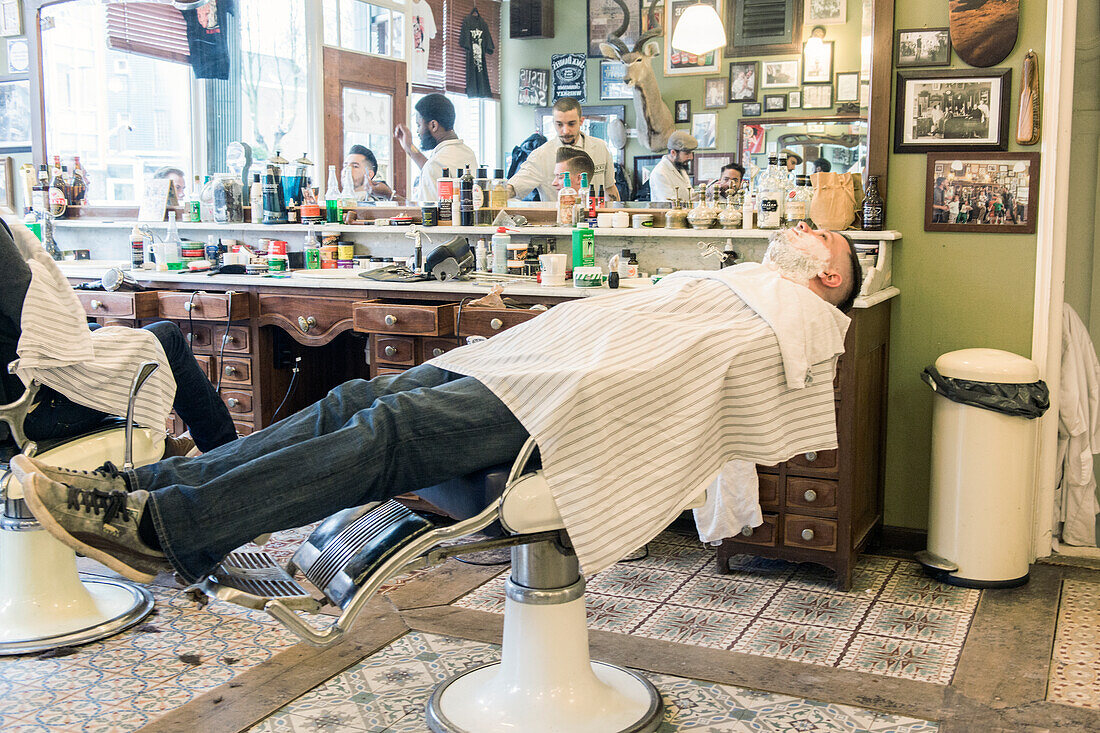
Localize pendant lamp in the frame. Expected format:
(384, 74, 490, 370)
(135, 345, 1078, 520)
(670, 3, 727, 56)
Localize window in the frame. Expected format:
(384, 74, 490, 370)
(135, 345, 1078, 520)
(323, 0, 406, 59)
(343, 87, 394, 184)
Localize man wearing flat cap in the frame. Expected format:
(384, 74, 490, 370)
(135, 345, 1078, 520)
(781, 149, 803, 178)
(649, 130, 697, 203)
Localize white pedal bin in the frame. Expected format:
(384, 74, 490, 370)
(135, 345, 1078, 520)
(924, 348, 1040, 588)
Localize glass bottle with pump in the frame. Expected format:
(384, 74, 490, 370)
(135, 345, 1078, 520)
(557, 172, 577, 227)
(756, 154, 783, 229)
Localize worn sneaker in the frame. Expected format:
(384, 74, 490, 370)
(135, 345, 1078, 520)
(14, 456, 132, 493)
(10, 455, 169, 583)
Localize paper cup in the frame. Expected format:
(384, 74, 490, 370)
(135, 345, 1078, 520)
(539, 253, 567, 286)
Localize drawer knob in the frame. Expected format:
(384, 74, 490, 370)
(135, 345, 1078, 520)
(185, 332, 194, 343)
(384, 314, 398, 326)
(741, 526, 754, 537)
(384, 345, 397, 358)
(223, 365, 238, 376)
(801, 528, 815, 541)
(803, 489, 817, 503)
(804, 451, 818, 462)
(184, 301, 194, 312)
(490, 318, 504, 330)
(432, 348, 444, 357)
(226, 397, 239, 408)
(297, 315, 317, 333)
(89, 299, 102, 310)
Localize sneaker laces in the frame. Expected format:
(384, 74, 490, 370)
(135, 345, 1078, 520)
(66, 486, 133, 525)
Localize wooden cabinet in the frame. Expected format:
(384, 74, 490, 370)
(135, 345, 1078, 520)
(75, 291, 160, 321)
(715, 300, 891, 590)
(353, 299, 462, 376)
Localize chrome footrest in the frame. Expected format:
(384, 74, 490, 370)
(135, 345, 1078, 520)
(200, 550, 320, 612)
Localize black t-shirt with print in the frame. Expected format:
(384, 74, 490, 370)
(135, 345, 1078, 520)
(459, 9, 494, 98)
(182, 0, 235, 81)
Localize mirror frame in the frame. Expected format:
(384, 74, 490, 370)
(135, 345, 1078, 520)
(737, 114, 867, 170)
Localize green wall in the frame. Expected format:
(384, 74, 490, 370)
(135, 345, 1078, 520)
(499, 0, 1047, 531)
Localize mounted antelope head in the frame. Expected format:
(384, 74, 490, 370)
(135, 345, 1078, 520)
(600, 0, 675, 152)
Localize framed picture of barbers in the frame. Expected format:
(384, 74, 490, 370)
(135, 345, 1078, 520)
(895, 68, 1011, 153)
(925, 151, 1040, 234)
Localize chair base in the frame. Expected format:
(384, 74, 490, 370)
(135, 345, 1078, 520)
(426, 660, 663, 733)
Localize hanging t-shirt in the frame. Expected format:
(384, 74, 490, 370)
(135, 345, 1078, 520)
(181, 0, 235, 81)
(409, 0, 438, 85)
(459, 8, 494, 99)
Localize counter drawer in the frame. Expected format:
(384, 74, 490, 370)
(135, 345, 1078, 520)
(372, 335, 417, 366)
(77, 291, 160, 319)
(199, 325, 251, 354)
(783, 514, 837, 552)
(193, 354, 215, 383)
(758, 471, 780, 510)
(733, 514, 778, 546)
(785, 477, 837, 515)
(353, 300, 456, 336)
(218, 357, 252, 386)
(221, 389, 253, 418)
(159, 291, 250, 321)
(785, 449, 839, 478)
(457, 307, 542, 338)
(422, 337, 461, 360)
(234, 421, 254, 436)
(258, 294, 356, 344)
(375, 367, 408, 376)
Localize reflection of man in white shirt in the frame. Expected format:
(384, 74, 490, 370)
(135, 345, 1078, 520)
(409, 0, 437, 85)
(394, 94, 478, 203)
(648, 130, 697, 203)
(507, 97, 620, 203)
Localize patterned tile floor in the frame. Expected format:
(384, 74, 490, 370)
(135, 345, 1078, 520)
(1048, 579, 1100, 709)
(455, 532, 982, 685)
(248, 630, 940, 732)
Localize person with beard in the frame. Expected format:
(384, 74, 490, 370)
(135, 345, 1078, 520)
(648, 130, 697, 203)
(507, 97, 619, 203)
(12, 223, 861, 584)
(394, 93, 478, 203)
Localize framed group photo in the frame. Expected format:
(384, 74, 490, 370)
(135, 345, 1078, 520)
(925, 152, 1040, 234)
(728, 60, 758, 102)
(806, 0, 846, 25)
(895, 68, 1011, 153)
(764, 94, 787, 113)
(742, 101, 762, 117)
(896, 28, 951, 67)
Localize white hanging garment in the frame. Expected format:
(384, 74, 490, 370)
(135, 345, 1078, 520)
(1056, 304, 1100, 546)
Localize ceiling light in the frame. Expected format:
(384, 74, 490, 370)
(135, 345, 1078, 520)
(671, 4, 727, 56)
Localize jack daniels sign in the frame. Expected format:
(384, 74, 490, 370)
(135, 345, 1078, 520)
(551, 53, 586, 102)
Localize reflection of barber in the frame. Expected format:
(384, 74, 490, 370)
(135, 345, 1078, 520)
(394, 94, 478, 203)
(649, 131, 697, 203)
(707, 163, 744, 197)
(344, 145, 394, 201)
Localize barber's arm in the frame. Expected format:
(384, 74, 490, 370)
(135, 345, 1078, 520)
(394, 124, 428, 170)
(506, 152, 546, 200)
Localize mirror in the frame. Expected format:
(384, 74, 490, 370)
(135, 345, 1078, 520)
(738, 116, 868, 179)
(535, 105, 627, 164)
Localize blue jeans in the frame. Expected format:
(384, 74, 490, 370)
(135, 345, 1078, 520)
(24, 321, 237, 453)
(137, 364, 530, 583)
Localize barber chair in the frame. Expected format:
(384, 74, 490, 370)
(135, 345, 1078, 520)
(0, 364, 164, 654)
(201, 438, 705, 732)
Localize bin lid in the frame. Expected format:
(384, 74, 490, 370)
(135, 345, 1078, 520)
(935, 348, 1039, 383)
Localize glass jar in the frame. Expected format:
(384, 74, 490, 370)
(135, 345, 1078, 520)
(717, 192, 743, 228)
(212, 174, 244, 223)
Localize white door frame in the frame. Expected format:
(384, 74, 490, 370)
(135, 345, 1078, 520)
(1030, 0, 1080, 558)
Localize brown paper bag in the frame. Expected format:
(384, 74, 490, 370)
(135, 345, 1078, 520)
(810, 172, 857, 231)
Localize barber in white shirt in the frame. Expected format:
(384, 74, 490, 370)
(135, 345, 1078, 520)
(507, 97, 620, 203)
(648, 130, 697, 203)
(394, 93, 478, 203)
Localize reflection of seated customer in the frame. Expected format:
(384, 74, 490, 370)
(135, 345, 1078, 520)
(152, 167, 186, 200)
(812, 158, 832, 173)
(0, 217, 237, 455)
(344, 145, 394, 201)
(551, 148, 596, 196)
(13, 225, 863, 586)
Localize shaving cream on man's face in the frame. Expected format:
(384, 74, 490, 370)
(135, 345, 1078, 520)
(762, 228, 831, 285)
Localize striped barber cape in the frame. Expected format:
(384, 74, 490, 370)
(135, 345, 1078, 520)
(430, 263, 850, 576)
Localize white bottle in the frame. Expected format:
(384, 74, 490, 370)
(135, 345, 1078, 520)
(250, 173, 263, 223)
(492, 227, 510, 274)
(756, 154, 783, 230)
(475, 238, 488, 272)
(164, 210, 182, 264)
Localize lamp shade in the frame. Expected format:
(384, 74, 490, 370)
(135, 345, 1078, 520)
(670, 4, 727, 56)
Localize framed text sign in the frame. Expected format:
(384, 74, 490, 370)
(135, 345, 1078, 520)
(518, 68, 549, 106)
(552, 53, 587, 102)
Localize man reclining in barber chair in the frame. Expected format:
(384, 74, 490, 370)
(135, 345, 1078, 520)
(11, 223, 860, 732)
(0, 216, 237, 456)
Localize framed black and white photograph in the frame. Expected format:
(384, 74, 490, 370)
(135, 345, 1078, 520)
(896, 28, 952, 67)
(835, 72, 860, 103)
(588, 0, 641, 57)
(761, 59, 799, 89)
(764, 94, 787, 113)
(728, 61, 758, 102)
(742, 101, 762, 117)
(802, 84, 833, 110)
(703, 76, 727, 109)
(518, 68, 550, 106)
(806, 0, 846, 26)
(788, 90, 801, 109)
(674, 99, 691, 123)
(0, 78, 30, 152)
(633, 153, 665, 195)
(803, 40, 833, 84)
(692, 112, 718, 149)
(894, 68, 1011, 153)
(925, 152, 1040, 234)
(599, 60, 633, 100)
(666, 0, 724, 76)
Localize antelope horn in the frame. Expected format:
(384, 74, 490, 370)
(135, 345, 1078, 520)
(634, 0, 663, 50)
(604, 0, 631, 55)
